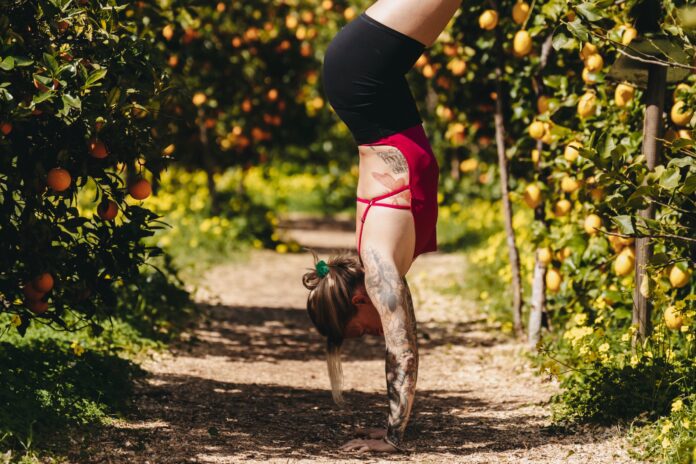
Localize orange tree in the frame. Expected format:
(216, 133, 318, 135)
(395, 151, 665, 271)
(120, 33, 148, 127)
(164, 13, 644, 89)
(144, 0, 368, 214)
(0, 1, 172, 334)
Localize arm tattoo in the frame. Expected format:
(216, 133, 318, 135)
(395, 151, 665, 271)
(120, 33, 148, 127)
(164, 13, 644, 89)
(362, 247, 418, 448)
(369, 146, 409, 174)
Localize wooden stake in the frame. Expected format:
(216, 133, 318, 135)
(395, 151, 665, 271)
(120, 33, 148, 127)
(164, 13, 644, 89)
(633, 63, 666, 340)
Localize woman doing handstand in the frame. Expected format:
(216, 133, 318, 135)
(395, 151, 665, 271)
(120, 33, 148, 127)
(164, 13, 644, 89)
(301, 0, 461, 454)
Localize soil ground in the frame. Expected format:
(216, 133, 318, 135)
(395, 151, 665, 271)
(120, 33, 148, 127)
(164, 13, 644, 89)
(70, 224, 637, 463)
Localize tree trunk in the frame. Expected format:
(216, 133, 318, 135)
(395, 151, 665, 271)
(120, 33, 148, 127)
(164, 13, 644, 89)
(633, 64, 666, 341)
(494, 27, 523, 337)
(528, 35, 554, 349)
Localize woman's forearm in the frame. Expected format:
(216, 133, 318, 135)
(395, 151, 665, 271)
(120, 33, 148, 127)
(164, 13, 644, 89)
(362, 247, 419, 447)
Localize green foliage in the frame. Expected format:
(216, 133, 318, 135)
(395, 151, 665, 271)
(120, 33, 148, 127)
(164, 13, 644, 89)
(552, 359, 696, 424)
(631, 395, 696, 463)
(0, 337, 142, 452)
(0, 0, 172, 331)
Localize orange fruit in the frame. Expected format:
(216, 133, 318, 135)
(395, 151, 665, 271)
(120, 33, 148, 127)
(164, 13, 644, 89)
(22, 283, 45, 301)
(47, 168, 72, 192)
(32, 273, 54, 292)
(0, 122, 12, 135)
(162, 24, 174, 41)
(128, 178, 152, 200)
(26, 299, 49, 314)
(88, 138, 108, 158)
(97, 199, 118, 220)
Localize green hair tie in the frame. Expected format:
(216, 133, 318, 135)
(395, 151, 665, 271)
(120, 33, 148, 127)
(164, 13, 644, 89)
(315, 260, 330, 278)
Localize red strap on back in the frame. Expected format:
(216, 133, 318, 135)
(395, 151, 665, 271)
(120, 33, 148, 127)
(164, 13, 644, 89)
(356, 185, 411, 256)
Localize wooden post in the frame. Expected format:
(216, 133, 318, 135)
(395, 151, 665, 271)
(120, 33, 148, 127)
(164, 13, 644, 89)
(528, 35, 554, 349)
(633, 64, 666, 340)
(494, 26, 523, 337)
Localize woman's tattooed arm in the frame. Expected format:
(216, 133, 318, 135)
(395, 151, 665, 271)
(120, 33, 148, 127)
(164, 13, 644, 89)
(362, 247, 418, 448)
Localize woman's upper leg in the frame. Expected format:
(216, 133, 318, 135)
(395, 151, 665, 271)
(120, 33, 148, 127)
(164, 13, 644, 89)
(365, 0, 462, 48)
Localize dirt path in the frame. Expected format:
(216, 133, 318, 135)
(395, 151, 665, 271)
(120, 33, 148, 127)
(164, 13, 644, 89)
(75, 226, 637, 463)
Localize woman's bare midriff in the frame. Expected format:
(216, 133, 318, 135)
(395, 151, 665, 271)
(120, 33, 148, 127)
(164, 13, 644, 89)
(357, 144, 410, 204)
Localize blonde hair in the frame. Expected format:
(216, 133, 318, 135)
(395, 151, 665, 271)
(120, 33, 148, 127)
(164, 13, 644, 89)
(302, 250, 363, 406)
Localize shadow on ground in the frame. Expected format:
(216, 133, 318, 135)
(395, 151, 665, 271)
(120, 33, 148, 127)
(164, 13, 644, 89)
(178, 303, 504, 363)
(75, 375, 573, 463)
(69, 301, 583, 463)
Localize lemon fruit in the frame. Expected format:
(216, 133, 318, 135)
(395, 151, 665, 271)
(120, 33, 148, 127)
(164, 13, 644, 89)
(614, 83, 635, 108)
(523, 183, 542, 208)
(622, 26, 637, 45)
(479, 10, 498, 30)
(561, 176, 580, 193)
(577, 92, 597, 118)
(564, 141, 583, 162)
(554, 199, 572, 216)
(528, 121, 545, 139)
(513, 30, 533, 57)
(614, 247, 635, 276)
(538, 247, 553, 265)
(664, 306, 683, 331)
(584, 53, 604, 72)
(584, 214, 602, 235)
(546, 268, 562, 292)
(579, 43, 598, 61)
(669, 266, 691, 289)
(512, 1, 530, 24)
(671, 100, 693, 127)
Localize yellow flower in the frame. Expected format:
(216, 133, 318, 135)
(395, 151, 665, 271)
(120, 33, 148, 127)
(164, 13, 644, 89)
(671, 399, 684, 413)
(598, 343, 610, 353)
(682, 419, 690, 429)
(70, 340, 85, 357)
(662, 421, 674, 434)
(621, 333, 631, 342)
(661, 437, 671, 449)
(11, 314, 21, 327)
(479, 291, 489, 301)
(574, 313, 588, 326)
(275, 244, 288, 254)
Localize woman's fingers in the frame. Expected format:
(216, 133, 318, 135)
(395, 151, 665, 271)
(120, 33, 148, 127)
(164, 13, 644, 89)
(340, 439, 363, 450)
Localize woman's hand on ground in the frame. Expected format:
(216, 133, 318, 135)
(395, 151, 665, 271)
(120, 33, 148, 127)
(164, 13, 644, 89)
(340, 438, 397, 453)
(354, 427, 387, 439)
